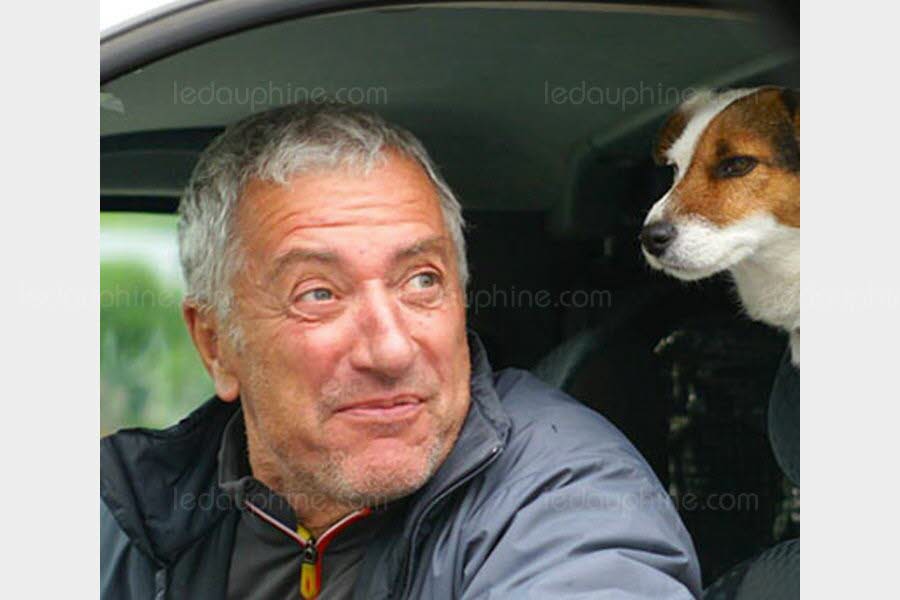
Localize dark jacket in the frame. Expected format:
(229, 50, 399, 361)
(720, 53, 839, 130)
(101, 334, 701, 598)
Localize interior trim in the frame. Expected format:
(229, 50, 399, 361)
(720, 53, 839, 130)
(101, 0, 749, 84)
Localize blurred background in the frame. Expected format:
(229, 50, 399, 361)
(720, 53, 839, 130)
(100, 212, 211, 434)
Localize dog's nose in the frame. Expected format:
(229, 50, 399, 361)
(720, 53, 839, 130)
(640, 221, 677, 256)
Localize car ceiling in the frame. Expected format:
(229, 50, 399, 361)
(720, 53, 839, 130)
(100, 2, 799, 213)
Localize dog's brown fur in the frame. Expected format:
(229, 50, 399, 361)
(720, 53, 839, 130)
(654, 88, 800, 228)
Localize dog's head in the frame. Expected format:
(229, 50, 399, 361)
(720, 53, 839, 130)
(641, 87, 799, 280)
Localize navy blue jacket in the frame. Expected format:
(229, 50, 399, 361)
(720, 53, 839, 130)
(101, 334, 701, 598)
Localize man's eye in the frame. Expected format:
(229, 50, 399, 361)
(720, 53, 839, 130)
(715, 156, 759, 179)
(297, 287, 334, 303)
(410, 272, 438, 289)
(403, 272, 444, 305)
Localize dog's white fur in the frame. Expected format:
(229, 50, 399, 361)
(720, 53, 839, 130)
(643, 88, 800, 365)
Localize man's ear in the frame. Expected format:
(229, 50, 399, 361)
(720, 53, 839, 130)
(182, 301, 240, 402)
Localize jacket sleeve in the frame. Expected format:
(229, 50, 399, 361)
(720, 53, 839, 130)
(459, 452, 702, 599)
(101, 497, 162, 599)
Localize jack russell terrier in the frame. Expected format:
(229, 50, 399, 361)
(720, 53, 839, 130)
(640, 87, 800, 366)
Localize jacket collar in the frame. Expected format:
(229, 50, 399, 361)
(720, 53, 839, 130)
(216, 408, 300, 531)
(403, 330, 510, 514)
(100, 330, 510, 565)
(353, 330, 512, 599)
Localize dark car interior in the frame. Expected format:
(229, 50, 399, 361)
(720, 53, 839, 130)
(101, 1, 799, 596)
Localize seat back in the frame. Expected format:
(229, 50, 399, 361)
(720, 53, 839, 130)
(704, 349, 799, 598)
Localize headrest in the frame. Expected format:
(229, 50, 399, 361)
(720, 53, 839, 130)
(768, 348, 799, 485)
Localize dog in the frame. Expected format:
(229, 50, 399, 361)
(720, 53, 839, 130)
(640, 87, 800, 366)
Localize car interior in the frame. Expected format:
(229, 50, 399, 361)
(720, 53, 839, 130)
(101, 1, 799, 596)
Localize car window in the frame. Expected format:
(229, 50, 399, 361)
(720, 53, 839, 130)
(99, 2, 799, 588)
(100, 212, 212, 434)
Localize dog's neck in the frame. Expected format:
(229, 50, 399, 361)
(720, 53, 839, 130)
(729, 225, 800, 334)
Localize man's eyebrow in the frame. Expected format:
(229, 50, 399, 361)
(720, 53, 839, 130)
(392, 235, 451, 263)
(268, 247, 340, 283)
(267, 236, 450, 283)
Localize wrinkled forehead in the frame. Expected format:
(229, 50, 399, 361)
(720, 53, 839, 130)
(234, 153, 449, 262)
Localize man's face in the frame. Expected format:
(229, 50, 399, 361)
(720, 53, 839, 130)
(223, 151, 470, 509)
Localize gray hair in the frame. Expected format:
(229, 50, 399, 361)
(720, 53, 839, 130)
(177, 103, 468, 324)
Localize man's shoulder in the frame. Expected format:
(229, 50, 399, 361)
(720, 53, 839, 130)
(101, 396, 235, 477)
(443, 368, 701, 598)
(100, 397, 238, 563)
(466, 367, 670, 512)
(491, 367, 650, 466)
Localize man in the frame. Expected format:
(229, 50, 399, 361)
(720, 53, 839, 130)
(100, 104, 702, 599)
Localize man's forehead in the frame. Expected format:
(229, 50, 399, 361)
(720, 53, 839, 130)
(267, 233, 453, 281)
(236, 153, 447, 256)
(240, 155, 441, 224)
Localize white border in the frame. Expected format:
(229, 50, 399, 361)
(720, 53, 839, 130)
(803, 1, 899, 597)
(2, 3, 98, 596)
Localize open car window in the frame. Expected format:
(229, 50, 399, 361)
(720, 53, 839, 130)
(100, 1, 799, 591)
(101, 212, 212, 434)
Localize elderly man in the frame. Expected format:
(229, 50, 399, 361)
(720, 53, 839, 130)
(100, 104, 701, 599)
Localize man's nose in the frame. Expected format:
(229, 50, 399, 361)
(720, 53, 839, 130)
(640, 221, 678, 257)
(350, 288, 416, 379)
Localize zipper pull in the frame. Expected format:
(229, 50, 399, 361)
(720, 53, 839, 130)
(299, 542, 319, 599)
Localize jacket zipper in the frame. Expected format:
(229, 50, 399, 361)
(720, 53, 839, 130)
(244, 500, 372, 599)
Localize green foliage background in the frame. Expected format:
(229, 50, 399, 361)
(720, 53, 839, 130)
(100, 214, 212, 435)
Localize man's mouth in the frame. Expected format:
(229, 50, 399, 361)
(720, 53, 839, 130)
(334, 394, 425, 421)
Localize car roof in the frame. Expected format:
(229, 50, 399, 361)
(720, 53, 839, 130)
(101, 1, 798, 215)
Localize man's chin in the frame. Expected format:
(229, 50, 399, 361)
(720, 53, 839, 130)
(335, 438, 446, 505)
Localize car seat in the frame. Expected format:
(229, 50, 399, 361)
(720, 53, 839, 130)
(703, 349, 799, 599)
(533, 328, 799, 598)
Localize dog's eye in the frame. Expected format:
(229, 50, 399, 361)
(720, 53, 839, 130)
(715, 156, 758, 179)
(662, 164, 678, 185)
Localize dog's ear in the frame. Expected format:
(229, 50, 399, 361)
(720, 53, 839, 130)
(653, 109, 687, 166)
(774, 88, 800, 172)
(780, 88, 800, 142)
